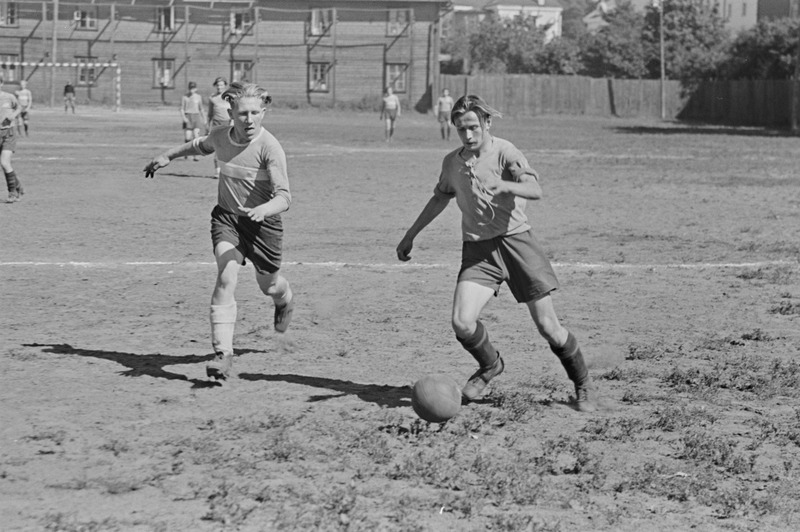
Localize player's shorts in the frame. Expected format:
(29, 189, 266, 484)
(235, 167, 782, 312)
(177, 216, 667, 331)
(458, 229, 559, 303)
(385, 108, 398, 120)
(184, 113, 204, 131)
(437, 110, 451, 123)
(0, 128, 17, 152)
(19, 111, 29, 120)
(210, 205, 283, 274)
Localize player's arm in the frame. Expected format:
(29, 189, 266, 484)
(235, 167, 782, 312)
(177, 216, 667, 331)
(485, 153, 542, 199)
(2, 99, 20, 126)
(396, 192, 451, 261)
(143, 136, 213, 178)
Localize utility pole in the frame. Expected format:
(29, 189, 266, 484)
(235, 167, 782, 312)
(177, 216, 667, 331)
(659, 0, 666, 121)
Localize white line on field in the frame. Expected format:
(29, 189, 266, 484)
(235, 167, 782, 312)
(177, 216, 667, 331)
(0, 260, 795, 270)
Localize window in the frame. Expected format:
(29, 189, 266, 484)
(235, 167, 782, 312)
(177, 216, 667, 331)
(385, 63, 407, 93)
(0, 2, 18, 27)
(231, 60, 253, 83)
(0, 53, 18, 82)
(73, 6, 98, 30)
(387, 9, 410, 37)
(76, 57, 97, 86)
(230, 11, 251, 35)
(156, 6, 175, 32)
(153, 59, 175, 89)
(308, 62, 330, 93)
(309, 8, 333, 37)
(741, 2, 747, 16)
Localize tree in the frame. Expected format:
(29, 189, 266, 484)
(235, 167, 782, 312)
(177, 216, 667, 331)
(642, 0, 730, 80)
(469, 14, 550, 74)
(579, 2, 648, 78)
(719, 18, 800, 79)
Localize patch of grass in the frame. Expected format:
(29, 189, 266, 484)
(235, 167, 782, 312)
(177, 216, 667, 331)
(735, 265, 795, 284)
(770, 300, 800, 316)
(582, 416, 647, 441)
(740, 328, 773, 341)
(42, 514, 122, 532)
(627, 342, 682, 361)
(679, 430, 754, 474)
(650, 405, 717, 432)
(664, 355, 800, 398)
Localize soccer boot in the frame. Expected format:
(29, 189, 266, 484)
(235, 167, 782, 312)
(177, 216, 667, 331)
(7, 191, 18, 203)
(274, 297, 295, 333)
(206, 351, 233, 380)
(462, 354, 504, 401)
(574, 380, 597, 413)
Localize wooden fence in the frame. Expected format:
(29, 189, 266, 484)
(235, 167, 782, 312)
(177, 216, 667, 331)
(440, 74, 794, 127)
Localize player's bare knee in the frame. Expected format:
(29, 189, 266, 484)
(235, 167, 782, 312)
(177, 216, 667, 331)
(451, 315, 477, 338)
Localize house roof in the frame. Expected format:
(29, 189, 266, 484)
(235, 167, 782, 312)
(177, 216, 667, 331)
(452, 0, 562, 11)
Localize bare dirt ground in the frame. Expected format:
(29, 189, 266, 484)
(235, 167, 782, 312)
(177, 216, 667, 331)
(1, 105, 799, 531)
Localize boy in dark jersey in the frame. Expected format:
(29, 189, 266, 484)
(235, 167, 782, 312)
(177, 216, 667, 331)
(144, 82, 295, 380)
(397, 94, 596, 412)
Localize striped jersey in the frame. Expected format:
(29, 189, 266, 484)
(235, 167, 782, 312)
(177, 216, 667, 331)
(193, 126, 291, 216)
(0, 91, 19, 129)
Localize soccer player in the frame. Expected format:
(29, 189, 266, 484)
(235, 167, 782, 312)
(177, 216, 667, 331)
(143, 82, 296, 380)
(64, 81, 76, 113)
(434, 88, 454, 141)
(396, 94, 596, 412)
(0, 74, 24, 203)
(15, 80, 32, 136)
(181, 81, 206, 161)
(207, 76, 231, 178)
(379, 86, 401, 142)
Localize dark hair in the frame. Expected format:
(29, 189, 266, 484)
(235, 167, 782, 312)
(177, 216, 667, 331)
(222, 82, 273, 107)
(213, 76, 228, 86)
(450, 94, 502, 126)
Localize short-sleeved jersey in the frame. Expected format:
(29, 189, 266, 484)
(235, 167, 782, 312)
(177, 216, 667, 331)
(382, 94, 400, 110)
(434, 137, 537, 242)
(182, 93, 203, 115)
(0, 91, 19, 129)
(15, 89, 32, 109)
(64, 84, 75, 95)
(436, 95, 454, 113)
(208, 94, 231, 127)
(194, 126, 291, 217)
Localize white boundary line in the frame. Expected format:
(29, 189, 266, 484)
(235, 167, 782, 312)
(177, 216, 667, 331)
(0, 260, 795, 270)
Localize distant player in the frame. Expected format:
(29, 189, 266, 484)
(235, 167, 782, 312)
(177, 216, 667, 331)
(64, 81, 75, 113)
(396, 94, 597, 412)
(14, 80, 31, 136)
(144, 82, 296, 380)
(434, 88, 454, 141)
(181, 81, 206, 161)
(207, 76, 231, 178)
(0, 74, 24, 203)
(380, 86, 401, 142)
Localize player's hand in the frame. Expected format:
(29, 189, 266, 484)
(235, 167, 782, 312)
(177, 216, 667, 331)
(484, 175, 509, 194)
(238, 205, 270, 223)
(143, 155, 170, 178)
(396, 236, 413, 262)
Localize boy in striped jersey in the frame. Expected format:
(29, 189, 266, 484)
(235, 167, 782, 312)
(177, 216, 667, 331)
(144, 82, 295, 380)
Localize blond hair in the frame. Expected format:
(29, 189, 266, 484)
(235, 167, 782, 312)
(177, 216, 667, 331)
(222, 82, 272, 108)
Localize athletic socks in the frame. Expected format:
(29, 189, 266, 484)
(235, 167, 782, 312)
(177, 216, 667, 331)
(210, 302, 237, 355)
(550, 331, 589, 386)
(4, 170, 18, 193)
(457, 320, 499, 368)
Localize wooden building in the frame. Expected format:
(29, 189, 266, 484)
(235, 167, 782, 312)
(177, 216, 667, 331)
(0, 0, 450, 110)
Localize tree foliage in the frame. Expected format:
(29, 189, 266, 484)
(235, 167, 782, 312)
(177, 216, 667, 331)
(579, 2, 647, 78)
(719, 18, 800, 79)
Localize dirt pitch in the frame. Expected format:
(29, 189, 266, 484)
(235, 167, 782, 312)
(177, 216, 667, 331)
(1, 106, 800, 531)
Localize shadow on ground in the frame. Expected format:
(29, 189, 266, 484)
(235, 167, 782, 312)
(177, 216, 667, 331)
(239, 372, 410, 409)
(23, 342, 262, 388)
(612, 124, 794, 138)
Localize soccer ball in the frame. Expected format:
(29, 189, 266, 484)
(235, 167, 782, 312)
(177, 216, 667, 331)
(411, 374, 462, 423)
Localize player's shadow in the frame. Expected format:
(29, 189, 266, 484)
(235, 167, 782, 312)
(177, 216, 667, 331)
(238, 372, 411, 409)
(24, 343, 257, 389)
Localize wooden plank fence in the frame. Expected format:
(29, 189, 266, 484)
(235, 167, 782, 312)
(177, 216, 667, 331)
(440, 74, 795, 127)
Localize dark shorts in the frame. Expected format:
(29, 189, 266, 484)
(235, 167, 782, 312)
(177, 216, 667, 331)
(385, 108, 398, 120)
(210, 205, 283, 273)
(438, 110, 451, 123)
(458, 229, 559, 303)
(184, 113, 204, 131)
(19, 111, 29, 120)
(0, 128, 17, 152)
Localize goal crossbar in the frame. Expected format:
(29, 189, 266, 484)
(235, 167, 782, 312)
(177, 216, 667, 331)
(0, 61, 122, 112)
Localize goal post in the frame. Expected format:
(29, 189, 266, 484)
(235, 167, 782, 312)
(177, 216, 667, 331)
(0, 61, 122, 112)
